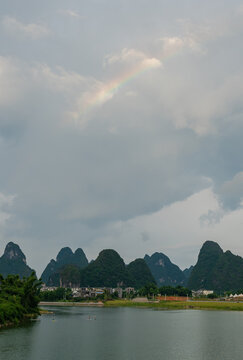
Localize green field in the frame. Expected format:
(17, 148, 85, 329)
(104, 299, 243, 311)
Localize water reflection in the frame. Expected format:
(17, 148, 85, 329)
(1, 307, 243, 360)
(0, 320, 39, 360)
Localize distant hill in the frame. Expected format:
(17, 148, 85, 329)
(0, 242, 34, 278)
(183, 266, 194, 282)
(126, 258, 155, 288)
(144, 252, 186, 287)
(187, 241, 243, 291)
(80, 249, 130, 288)
(41, 247, 88, 286)
(80, 249, 155, 288)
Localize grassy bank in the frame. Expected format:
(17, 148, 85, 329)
(104, 299, 243, 311)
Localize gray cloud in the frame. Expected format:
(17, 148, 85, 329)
(1, 0, 243, 274)
(217, 172, 243, 210)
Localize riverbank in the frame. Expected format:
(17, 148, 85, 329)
(39, 301, 104, 307)
(104, 299, 243, 311)
(39, 299, 243, 311)
(0, 313, 39, 329)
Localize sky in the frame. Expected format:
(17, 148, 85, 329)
(1, 0, 243, 276)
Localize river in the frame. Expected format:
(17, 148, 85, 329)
(1, 306, 243, 360)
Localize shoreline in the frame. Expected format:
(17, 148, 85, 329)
(104, 300, 243, 311)
(40, 300, 243, 311)
(39, 301, 104, 307)
(0, 314, 38, 329)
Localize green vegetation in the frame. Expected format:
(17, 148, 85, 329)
(159, 285, 192, 296)
(0, 272, 41, 327)
(187, 241, 243, 291)
(138, 283, 192, 297)
(139, 283, 159, 297)
(39, 287, 72, 301)
(104, 299, 243, 311)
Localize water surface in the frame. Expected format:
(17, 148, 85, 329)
(1, 306, 243, 360)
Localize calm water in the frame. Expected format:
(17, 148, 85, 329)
(1, 306, 243, 360)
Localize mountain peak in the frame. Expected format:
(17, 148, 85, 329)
(74, 248, 85, 256)
(3, 242, 26, 264)
(56, 247, 73, 263)
(0, 242, 34, 278)
(41, 246, 88, 286)
(187, 240, 243, 291)
(202, 240, 223, 251)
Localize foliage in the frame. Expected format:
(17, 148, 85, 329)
(207, 293, 218, 299)
(139, 283, 159, 297)
(39, 287, 72, 301)
(159, 285, 192, 297)
(138, 284, 191, 297)
(0, 272, 42, 326)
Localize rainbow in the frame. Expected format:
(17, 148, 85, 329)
(82, 57, 162, 114)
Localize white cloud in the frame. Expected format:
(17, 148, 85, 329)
(31, 64, 90, 93)
(83, 188, 220, 267)
(0, 192, 15, 226)
(84, 186, 243, 268)
(2, 16, 50, 39)
(159, 35, 204, 58)
(162, 71, 243, 135)
(238, 4, 243, 14)
(104, 48, 147, 66)
(0, 56, 28, 106)
(0, 58, 101, 128)
(58, 9, 83, 19)
(104, 48, 162, 69)
(125, 90, 137, 97)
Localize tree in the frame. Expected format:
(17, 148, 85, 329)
(139, 283, 159, 297)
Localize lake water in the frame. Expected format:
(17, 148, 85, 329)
(1, 306, 243, 360)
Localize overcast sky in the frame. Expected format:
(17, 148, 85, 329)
(1, 0, 243, 276)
